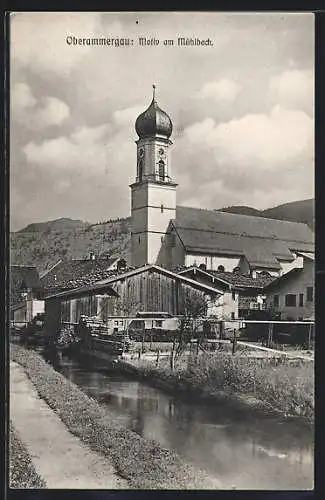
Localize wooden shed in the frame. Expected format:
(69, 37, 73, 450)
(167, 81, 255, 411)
(44, 264, 223, 334)
(44, 282, 119, 338)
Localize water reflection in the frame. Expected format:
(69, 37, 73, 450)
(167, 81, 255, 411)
(59, 356, 313, 490)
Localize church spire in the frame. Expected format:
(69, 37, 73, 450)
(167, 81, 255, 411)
(152, 83, 156, 102)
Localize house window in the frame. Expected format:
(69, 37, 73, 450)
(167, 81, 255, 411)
(231, 312, 235, 320)
(232, 292, 236, 301)
(273, 295, 279, 307)
(217, 265, 225, 272)
(138, 236, 140, 244)
(155, 320, 163, 327)
(199, 263, 206, 270)
(306, 287, 313, 302)
(158, 160, 165, 181)
(285, 294, 296, 307)
(299, 293, 304, 307)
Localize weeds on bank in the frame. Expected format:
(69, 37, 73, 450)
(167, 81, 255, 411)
(132, 350, 314, 423)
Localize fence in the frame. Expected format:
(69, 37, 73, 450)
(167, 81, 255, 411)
(223, 319, 315, 350)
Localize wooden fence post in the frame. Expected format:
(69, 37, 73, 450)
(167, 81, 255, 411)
(220, 321, 225, 340)
(232, 329, 237, 355)
(267, 323, 273, 348)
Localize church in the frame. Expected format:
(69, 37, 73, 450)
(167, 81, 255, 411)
(130, 87, 314, 277)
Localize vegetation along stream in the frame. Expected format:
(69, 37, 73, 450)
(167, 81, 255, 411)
(57, 354, 313, 490)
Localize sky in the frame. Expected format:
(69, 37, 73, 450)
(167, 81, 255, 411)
(10, 12, 314, 231)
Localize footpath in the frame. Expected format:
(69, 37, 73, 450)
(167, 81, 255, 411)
(10, 361, 128, 489)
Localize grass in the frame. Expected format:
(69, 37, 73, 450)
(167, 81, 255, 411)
(9, 421, 46, 488)
(10, 343, 219, 490)
(123, 349, 314, 424)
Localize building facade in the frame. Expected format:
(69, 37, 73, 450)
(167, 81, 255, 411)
(264, 255, 314, 320)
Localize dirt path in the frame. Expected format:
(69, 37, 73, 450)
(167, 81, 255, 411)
(10, 361, 128, 489)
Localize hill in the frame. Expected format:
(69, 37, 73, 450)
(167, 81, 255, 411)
(10, 199, 314, 273)
(10, 218, 131, 273)
(17, 218, 88, 234)
(220, 199, 314, 230)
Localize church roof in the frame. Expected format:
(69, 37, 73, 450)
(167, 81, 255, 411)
(173, 206, 314, 268)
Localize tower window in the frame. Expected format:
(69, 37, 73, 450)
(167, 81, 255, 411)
(158, 160, 165, 181)
(138, 160, 143, 182)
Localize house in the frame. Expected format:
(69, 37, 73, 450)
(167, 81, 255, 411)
(177, 265, 275, 319)
(44, 263, 224, 328)
(130, 88, 314, 276)
(10, 265, 44, 325)
(263, 253, 314, 321)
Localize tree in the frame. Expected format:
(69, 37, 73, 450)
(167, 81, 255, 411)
(170, 290, 211, 370)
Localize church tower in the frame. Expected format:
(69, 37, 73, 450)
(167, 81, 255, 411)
(130, 85, 177, 267)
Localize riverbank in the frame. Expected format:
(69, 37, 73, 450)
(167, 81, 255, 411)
(9, 422, 46, 488)
(10, 344, 220, 489)
(116, 350, 314, 426)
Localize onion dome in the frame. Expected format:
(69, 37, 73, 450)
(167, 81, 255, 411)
(135, 85, 173, 139)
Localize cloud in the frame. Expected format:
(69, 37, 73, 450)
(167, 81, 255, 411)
(195, 78, 241, 102)
(11, 82, 37, 108)
(269, 69, 314, 115)
(10, 13, 314, 230)
(22, 123, 112, 172)
(183, 105, 313, 166)
(11, 12, 101, 75)
(12, 82, 70, 129)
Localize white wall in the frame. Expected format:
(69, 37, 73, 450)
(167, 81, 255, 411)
(279, 255, 303, 276)
(31, 300, 45, 317)
(185, 254, 241, 272)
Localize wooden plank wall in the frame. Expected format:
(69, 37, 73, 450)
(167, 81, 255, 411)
(98, 270, 207, 319)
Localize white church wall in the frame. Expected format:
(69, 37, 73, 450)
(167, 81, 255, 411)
(132, 232, 148, 267)
(185, 254, 241, 272)
(131, 184, 148, 210)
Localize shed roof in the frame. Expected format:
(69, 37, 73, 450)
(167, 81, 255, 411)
(40, 257, 121, 290)
(178, 266, 275, 290)
(173, 206, 314, 268)
(45, 264, 224, 299)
